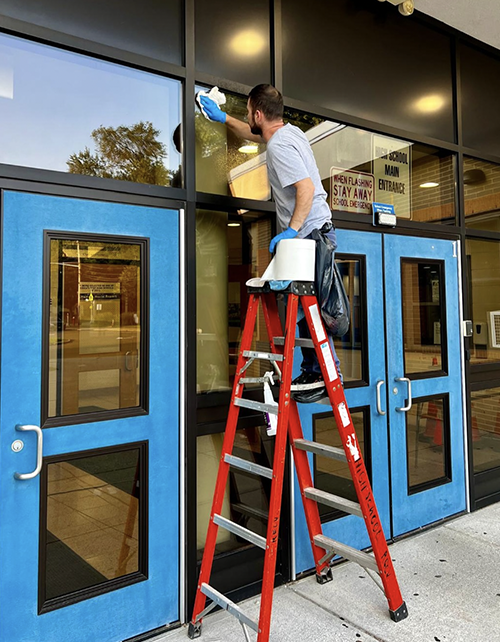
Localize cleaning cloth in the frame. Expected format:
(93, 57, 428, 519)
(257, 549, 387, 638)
(196, 86, 226, 120)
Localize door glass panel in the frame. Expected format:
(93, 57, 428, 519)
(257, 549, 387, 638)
(313, 409, 369, 522)
(471, 388, 500, 473)
(47, 237, 143, 419)
(406, 397, 451, 492)
(401, 260, 446, 375)
(466, 239, 500, 365)
(334, 257, 365, 384)
(197, 426, 273, 558)
(41, 446, 144, 607)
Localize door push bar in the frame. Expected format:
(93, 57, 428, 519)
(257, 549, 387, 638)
(14, 424, 43, 480)
(395, 377, 412, 412)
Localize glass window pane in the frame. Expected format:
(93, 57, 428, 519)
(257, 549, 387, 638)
(0, 33, 182, 186)
(43, 447, 143, 603)
(48, 238, 143, 418)
(471, 388, 500, 474)
(333, 257, 365, 384)
(196, 209, 272, 393)
(406, 398, 450, 491)
(461, 44, 500, 157)
(466, 239, 500, 366)
(195, 0, 270, 87)
(283, 0, 454, 142)
(313, 409, 369, 523)
(197, 426, 274, 558)
(195, 88, 267, 197)
(401, 261, 446, 376)
(283, 113, 455, 224)
(0, 0, 182, 65)
(464, 157, 500, 232)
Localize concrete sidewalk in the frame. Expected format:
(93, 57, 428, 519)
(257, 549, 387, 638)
(155, 503, 500, 642)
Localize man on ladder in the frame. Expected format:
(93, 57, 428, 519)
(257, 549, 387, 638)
(193, 86, 408, 642)
(199, 84, 341, 402)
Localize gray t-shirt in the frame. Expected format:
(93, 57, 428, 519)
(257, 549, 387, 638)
(266, 123, 332, 238)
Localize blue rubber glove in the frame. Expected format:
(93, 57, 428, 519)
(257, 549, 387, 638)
(269, 227, 298, 253)
(199, 95, 227, 123)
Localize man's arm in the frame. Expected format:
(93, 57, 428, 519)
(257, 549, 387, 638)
(268, 177, 315, 252)
(225, 115, 264, 144)
(289, 178, 315, 231)
(198, 95, 264, 143)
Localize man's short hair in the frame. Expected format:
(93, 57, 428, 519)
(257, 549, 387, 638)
(248, 84, 283, 121)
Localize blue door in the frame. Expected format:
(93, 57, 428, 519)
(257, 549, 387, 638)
(294, 230, 466, 573)
(385, 234, 466, 536)
(0, 192, 181, 642)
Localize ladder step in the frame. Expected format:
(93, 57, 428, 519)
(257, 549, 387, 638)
(314, 534, 379, 572)
(224, 454, 273, 479)
(274, 337, 314, 348)
(294, 439, 347, 462)
(232, 502, 268, 522)
(304, 487, 363, 517)
(243, 350, 283, 362)
(213, 514, 267, 550)
(234, 398, 278, 415)
(200, 583, 259, 633)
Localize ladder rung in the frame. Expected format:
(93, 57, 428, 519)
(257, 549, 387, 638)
(314, 534, 379, 572)
(200, 583, 259, 633)
(232, 502, 268, 522)
(304, 487, 363, 517)
(224, 454, 273, 479)
(213, 514, 267, 550)
(234, 398, 278, 415)
(243, 350, 283, 362)
(274, 337, 314, 348)
(294, 439, 347, 462)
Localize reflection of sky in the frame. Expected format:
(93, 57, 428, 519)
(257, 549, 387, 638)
(0, 33, 182, 173)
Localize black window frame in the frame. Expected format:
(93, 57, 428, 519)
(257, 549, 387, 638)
(38, 440, 149, 613)
(41, 230, 150, 428)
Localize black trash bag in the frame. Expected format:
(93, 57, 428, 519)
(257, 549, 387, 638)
(310, 228, 350, 337)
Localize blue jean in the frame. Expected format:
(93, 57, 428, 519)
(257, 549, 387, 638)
(298, 226, 342, 379)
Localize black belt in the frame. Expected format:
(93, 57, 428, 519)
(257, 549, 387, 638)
(319, 221, 334, 233)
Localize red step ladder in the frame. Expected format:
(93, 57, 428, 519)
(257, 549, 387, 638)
(189, 282, 408, 641)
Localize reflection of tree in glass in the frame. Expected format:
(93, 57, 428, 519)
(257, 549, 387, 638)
(67, 121, 171, 186)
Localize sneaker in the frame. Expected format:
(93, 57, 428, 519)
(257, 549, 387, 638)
(292, 387, 329, 404)
(291, 373, 328, 403)
(290, 372, 325, 392)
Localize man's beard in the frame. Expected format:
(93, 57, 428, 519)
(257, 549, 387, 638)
(250, 123, 262, 136)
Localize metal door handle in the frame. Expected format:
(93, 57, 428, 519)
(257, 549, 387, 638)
(14, 424, 43, 480)
(376, 380, 386, 415)
(395, 377, 412, 412)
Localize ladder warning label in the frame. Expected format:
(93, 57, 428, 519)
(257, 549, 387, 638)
(338, 402, 351, 428)
(309, 304, 327, 343)
(346, 433, 361, 462)
(321, 342, 339, 382)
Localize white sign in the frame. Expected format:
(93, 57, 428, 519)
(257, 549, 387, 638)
(373, 134, 412, 219)
(330, 168, 375, 214)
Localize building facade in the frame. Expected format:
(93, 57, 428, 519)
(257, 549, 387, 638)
(0, 1, 500, 641)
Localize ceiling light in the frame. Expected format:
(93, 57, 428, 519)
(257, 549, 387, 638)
(238, 143, 259, 154)
(414, 95, 446, 113)
(420, 182, 440, 188)
(228, 222, 241, 227)
(230, 30, 266, 57)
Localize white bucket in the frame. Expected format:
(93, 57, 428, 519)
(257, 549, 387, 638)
(261, 238, 315, 282)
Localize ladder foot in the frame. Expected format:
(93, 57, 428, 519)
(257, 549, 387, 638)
(389, 601, 408, 622)
(315, 567, 333, 584)
(188, 622, 202, 638)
